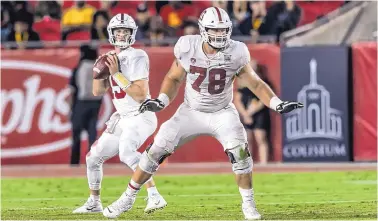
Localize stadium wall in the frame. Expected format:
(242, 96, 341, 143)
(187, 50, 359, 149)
(351, 42, 377, 161)
(1, 43, 376, 164)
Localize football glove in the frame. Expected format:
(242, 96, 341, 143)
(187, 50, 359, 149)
(139, 98, 166, 113)
(276, 101, 304, 114)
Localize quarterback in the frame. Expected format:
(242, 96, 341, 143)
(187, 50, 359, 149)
(73, 13, 167, 214)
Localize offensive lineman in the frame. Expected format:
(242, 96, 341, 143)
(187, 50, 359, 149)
(72, 14, 167, 214)
(103, 8, 303, 220)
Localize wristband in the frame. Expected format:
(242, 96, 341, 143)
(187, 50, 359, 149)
(269, 96, 283, 111)
(112, 72, 130, 90)
(158, 93, 170, 107)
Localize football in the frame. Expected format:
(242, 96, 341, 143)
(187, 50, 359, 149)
(93, 55, 112, 80)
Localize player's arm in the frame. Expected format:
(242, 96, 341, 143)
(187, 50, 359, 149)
(138, 59, 186, 113)
(92, 79, 110, 96)
(138, 36, 189, 113)
(159, 59, 187, 103)
(123, 79, 148, 103)
(237, 62, 303, 114)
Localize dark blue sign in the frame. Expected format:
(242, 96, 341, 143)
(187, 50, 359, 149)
(281, 46, 351, 162)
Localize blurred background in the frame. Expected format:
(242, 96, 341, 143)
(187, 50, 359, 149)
(1, 0, 377, 166)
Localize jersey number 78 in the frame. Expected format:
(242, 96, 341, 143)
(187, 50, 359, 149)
(189, 65, 226, 95)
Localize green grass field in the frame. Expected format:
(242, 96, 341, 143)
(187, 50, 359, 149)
(1, 171, 377, 220)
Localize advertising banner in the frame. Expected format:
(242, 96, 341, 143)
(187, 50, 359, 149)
(281, 47, 351, 162)
(1, 44, 281, 164)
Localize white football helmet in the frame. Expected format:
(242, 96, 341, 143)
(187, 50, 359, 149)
(198, 7, 232, 49)
(107, 13, 138, 48)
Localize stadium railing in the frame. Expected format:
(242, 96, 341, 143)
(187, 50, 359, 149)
(1, 35, 277, 49)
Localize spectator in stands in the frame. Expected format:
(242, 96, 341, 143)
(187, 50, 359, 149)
(90, 10, 109, 41)
(33, 2, 61, 42)
(259, 0, 301, 41)
(238, 1, 266, 43)
(35, 1, 61, 20)
(6, 12, 41, 49)
(160, 1, 198, 36)
(135, 3, 151, 40)
(13, 1, 30, 13)
(211, 0, 228, 11)
(232, 1, 250, 23)
(183, 20, 199, 35)
(100, 0, 117, 10)
(33, 14, 61, 42)
(68, 44, 102, 165)
(1, 1, 14, 42)
(234, 61, 272, 164)
(155, 1, 169, 14)
(61, 0, 95, 40)
(12, 1, 34, 27)
(147, 15, 168, 46)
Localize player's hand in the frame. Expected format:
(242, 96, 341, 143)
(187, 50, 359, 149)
(276, 101, 304, 114)
(139, 99, 165, 113)
(105, 54, 119, 75)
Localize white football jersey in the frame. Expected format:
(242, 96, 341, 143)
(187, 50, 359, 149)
(174, 35, 251, 112)
(109, 47, 150, 115)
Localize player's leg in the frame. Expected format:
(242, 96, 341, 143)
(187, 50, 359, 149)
(133, 105, 201, 186)
(73, 113, 121, 214)
(116, 112, 167, 213)
(212, 105, 261, 220)
(103, 104, 206, 218)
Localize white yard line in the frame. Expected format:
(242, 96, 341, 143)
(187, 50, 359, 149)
(4, 200, 377, 211)
(345, 180, 376, 185)
(2, 191, 373, 202)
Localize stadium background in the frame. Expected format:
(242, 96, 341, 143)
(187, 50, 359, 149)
(1, 0, 376, 165)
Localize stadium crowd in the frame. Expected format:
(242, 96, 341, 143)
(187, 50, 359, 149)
(1, 0, 308, 49)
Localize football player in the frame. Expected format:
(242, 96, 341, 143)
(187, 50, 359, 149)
(73, 13, 167, 215)
(103, 7, 303, 220)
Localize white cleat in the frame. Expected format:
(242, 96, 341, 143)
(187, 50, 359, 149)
(72, 197, 103, 213)
(144, 194, 167, 214)
(103, 193, 136, 219)
(242, 201, 262, 220)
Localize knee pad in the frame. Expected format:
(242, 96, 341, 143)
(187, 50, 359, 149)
(225, 143, 253, 174)
(138, 142, 172, 174)
(86, 151, 104, 171)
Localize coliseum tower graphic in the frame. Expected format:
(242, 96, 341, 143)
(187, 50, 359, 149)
(285, 59, 343, 141)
